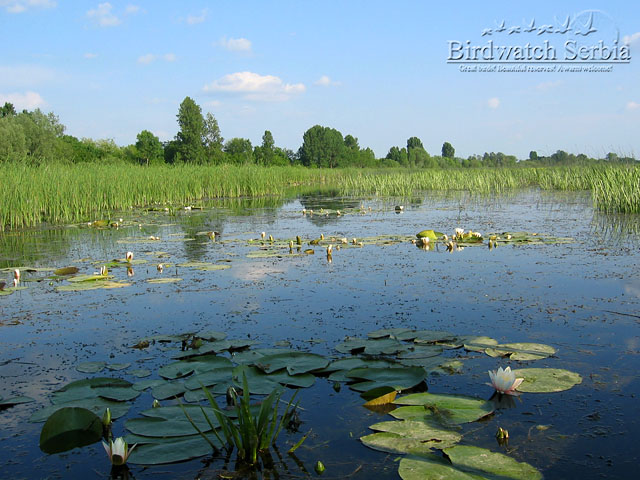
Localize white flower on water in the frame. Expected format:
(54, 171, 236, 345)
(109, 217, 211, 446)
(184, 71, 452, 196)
(488, 366, 524, 395)
(103, 437, 136, 466)
(454, 228, 464, 237)
(126, 252, 133, 262)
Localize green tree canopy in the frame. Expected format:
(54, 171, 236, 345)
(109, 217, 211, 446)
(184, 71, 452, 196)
(203, 112, 224, 164)
(299, 125, 345, 168)
(224, 137, 253, 164)
(135, 130, 164, 165)
(175, 96, 205, 163)
(442, 141, 455, 158)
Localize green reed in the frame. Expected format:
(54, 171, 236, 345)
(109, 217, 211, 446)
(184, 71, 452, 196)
(1, 163, 638, 230)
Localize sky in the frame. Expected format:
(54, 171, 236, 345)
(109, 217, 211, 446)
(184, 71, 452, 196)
(1, 0, 639, 159)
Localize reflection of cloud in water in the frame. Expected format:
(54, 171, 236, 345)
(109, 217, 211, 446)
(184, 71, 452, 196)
(231, 261, 287, 282)
(624, 281, 640, 298)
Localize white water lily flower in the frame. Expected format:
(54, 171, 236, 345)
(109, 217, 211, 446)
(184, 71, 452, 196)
(126, 252, 133, 262)
(157, 264, 164, 273)
(454, 228, 464, 236)
(13, 269, 20, 284)
(103, 437, 136, 466)
(488, 366, 524, 395)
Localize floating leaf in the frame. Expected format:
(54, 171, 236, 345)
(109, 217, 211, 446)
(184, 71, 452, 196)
(368, 328, 414, 339)
(125, 416, 213, 438)
(462, 336, 498, 352)
(151, 382, 186, 400)
(184, 367, 234, 390)
(76, 361, 106, 373)
(361, 432, 435, 456)
(128, 369, 151, 378)
(39, 407, 103, 454)
(255, 352, 329, 375)
(53, 266, 79, 276)
(362, 387, 397, 406)
(128, 434, 221, 465)
(412, 331, 457, 345)
(346, 367, 426, 392)
(106, 363, 131, 371)
(147, 277, 182, 284)
(397, 345, 444, 359)
(392, 393, 494, 424)
(365, 419, 462, 450)
(444, 445, 543, 479)
(513, 368, 582, 393)
(0, 396, 35, 407)
(30, 399, 129, 423)
(416, 230, 442, 240)
(485, 343, 556, 361)
(158, 355, 232, 380)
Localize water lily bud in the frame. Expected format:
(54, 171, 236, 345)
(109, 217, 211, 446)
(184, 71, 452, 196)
(302, 209, 306, 215)
(157, 264, 164, 273)
(320, 233, 324, 240)
(352, 238, 357, 245)
(126, 251, 133, 262)
(102, 408, 112, 427)
(315, 461, 325, 474)
(100, 265, 108, 276)
(261, 232, 266, 239)
(13, 269, 20, 283)
(269, 235, 274, 242)
(152, 399, 161, 408)
(119, 218, 123, 223)
(496, 427, 509, 440)
(12, 278, 18, 288)
(296, 235, 302, 245)
(336, 210, 341, 216)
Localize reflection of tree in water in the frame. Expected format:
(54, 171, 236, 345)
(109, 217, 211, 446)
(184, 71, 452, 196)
(298, 193, 362, 228)
(178, 197, 288, 261)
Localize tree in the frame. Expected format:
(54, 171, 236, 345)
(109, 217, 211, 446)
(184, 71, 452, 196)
(175, 97, 205, 163)
(529, 150, 538, 161)
(441, 141, 455, 159)
(299, 125, 345, 168)
(224, 138, 253, 164)
(203, 112, 224, 164)
(0, 102, 16, 118)
(254, 130, 275, 165)
(406, 136, 424, 152)
(135, 130, 164, 165)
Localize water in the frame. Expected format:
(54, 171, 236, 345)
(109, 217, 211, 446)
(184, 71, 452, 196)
(0, 190, 638, 479)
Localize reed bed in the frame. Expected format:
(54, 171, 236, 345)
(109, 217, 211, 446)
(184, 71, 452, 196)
(0, 163, 638, 230)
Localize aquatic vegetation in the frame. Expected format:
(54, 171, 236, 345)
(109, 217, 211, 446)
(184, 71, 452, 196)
(103, 437, 136, 466)
(184, 373, 299, 465)
(488, 366, 524, 395)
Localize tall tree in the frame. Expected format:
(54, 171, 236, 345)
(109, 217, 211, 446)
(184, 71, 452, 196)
(441, 141, 455, 158)
(203, 112, 224, 164)
(299, 125, 345, 168)
(224, 138, 253, 164)
(135, 130, 164, 165)
(0, 102, 16, 118)
(406, 136, 424, 152)
(175, 96, 205, 163)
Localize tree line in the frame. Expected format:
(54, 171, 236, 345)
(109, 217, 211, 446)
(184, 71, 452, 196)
(0, 97, 636, 168)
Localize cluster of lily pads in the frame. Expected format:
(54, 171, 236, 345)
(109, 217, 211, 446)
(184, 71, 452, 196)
(27, 327, 582, 476)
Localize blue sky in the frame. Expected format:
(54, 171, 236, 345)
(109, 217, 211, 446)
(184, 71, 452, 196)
(1, 0, 639, 159)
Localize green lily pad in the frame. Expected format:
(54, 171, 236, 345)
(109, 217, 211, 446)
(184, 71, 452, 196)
(362, 419, 462, 454)
(399, 453, 475, 480)
(412, 331, 457, 345)
(53, 266, 80, 276)
(106, 363, 131, 371)
(327, 359, 395, 382)
(485, 343, 556, 361)
(255, 352, 329, 375)
(76, 361, 106, 373)
(67, 274, 115, 283)
(151, 382, 187, 400)
(196, 331, 227, 341)
(147, 277, 182, 284)
(133, 379, 167, 391)
(30, 398, 129, 423)
(346, 367, 427, 391)
(125, 416, 213, 438)
(462, 336, 499, 352)
(128, 434, 220, 465)
(158, 355, 232, 380)
(513, 368, 582, 393)
(56, 280, 130, 291)
(184, 367, 234, 390)
(444, 445, 543, 479)
(51, 378, 133, 404)
(128, 369, 152, 378)
(416, 230, 443, 240)
(364, 338, 410, 355)
(0, 396, 35, 407)
(231, 348, 291, 364)
(392, 393, 494, 424)
(397, 345, 444, 359)
(39, 407, 103, 454)
(368, 328, 414, 339)
(335, 338, 369, 354)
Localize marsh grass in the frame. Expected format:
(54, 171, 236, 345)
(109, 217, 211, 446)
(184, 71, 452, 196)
(1, 163, 638, 230)
(182, 374, 298, 466)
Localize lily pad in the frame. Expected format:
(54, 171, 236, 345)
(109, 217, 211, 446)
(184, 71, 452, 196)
(128, 434, 221, 465)
(76, 361, 106, 373)
(53, 266, 80, 276)
(128, 369, 152, 378)
(485, 343, 556, 361)
(444, 445, 542, 479)
(30, 399, 130, 423)
(361, 432, 437, 456)
(0, 396, 35, 407)
(158, 355, 232, 380)
(462, 336, 499, 352)
(151, 382, 187, 400)
(346, 367, 427, 391)
(56, 281, 130, 292)
(362, 419, 462, 454)
(39, 407, 103, 454)
(255, 352, 329, 375)
(147, 277, 182, 284)
(513, 368, 582, 393)
(392, 393, 494, 424)
(184, 367, 234, 390)
(368, 328, 414, 339)
(125, 416, 214, 438)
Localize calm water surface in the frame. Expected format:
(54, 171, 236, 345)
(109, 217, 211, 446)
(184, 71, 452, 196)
(0, 190, 638, 479)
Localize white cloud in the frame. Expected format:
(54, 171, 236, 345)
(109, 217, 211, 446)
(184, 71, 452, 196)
(0, 91, 45, 110)
(137, 53, 176, 65)
(0, 65, 57, 88)
(203, 71, 305, 101)
(216, 36, 252, 52)
(186, 8, 207, 25)
(314, 75, 340, 87)
(623, 32, 640, 45)
(626, 101, 640, 111)
(487, 97, 500, 109)
(124, 4, 139, 15)
(1, 0, 56, 13)
(84, 53, 98, 59)
(137, 53, 156, 65)
(87, 2, 121, 27)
